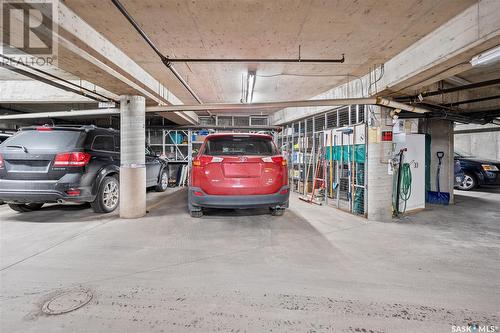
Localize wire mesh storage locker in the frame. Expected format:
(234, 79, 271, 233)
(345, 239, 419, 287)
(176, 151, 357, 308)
(280, 104, 367, 216)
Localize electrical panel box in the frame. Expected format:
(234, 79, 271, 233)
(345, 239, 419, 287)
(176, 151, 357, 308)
(323, 124, 365, 147)
(393, 133, 426, 212)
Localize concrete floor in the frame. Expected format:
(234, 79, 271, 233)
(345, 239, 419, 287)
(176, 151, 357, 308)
(0, 188, 499, 332)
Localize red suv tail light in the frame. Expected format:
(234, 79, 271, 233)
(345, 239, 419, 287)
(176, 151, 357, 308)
(0, 154, 4, 168)
(192, 155, 223, 167)
(262, 156, 287, 166)
(53, 152, 91, 167)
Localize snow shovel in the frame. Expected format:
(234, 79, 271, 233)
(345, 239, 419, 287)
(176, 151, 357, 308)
(427, 151, 450, 205)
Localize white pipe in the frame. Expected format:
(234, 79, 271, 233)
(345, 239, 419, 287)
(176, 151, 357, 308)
(0, 109, 119, 120)
(375, 97, 428, 114)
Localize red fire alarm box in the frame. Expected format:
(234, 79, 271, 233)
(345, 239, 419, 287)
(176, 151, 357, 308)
(381, 131, 393, 141)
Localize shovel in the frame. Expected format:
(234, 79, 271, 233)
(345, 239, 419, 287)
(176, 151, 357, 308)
(427, 151, 450, 205)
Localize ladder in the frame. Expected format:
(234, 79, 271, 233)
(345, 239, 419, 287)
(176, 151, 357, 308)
(299, 143, 325, 205)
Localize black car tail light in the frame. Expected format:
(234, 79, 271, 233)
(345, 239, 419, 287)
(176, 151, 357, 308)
(36, 126, 53, 131)
(66, 189, 81, 196)
(53, 152, 91, 167)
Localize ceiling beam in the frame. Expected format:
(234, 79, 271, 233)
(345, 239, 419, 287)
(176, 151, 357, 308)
(0, 97, 428, 120)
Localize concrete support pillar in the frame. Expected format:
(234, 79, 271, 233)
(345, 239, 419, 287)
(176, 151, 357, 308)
(367, 106, 394, 222)
(119, 95, 146, 219)
(423, 119, 455, 204)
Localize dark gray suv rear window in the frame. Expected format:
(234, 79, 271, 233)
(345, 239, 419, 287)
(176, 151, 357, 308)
(204, 136, 277, 156)
(1, 130, 84, 150)
(91, 135, 115, 152)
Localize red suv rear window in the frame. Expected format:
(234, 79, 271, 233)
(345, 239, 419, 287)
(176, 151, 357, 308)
(204, 136, 277, 156)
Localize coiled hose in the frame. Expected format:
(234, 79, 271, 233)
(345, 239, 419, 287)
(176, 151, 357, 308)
(399, 163, 412, 213)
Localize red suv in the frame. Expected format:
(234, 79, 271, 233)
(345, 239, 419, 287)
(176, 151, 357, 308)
(188, 133, 289, 217)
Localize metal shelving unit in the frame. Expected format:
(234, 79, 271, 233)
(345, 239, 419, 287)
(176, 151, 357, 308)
(147, 129, 190, 162)
(147, 125, 279, 167)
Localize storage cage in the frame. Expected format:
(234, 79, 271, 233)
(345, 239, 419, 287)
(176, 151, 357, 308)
(279, 105, 367, 216)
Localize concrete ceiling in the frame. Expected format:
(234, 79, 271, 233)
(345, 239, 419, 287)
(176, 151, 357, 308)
(63, 0, 476, 106)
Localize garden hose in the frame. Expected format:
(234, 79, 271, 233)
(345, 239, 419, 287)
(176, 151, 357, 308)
(399, 162, 412, 213)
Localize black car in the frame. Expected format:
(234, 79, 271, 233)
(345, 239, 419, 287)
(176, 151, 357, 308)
(0, 125, 168, 213)
(455, 151, 500, 191)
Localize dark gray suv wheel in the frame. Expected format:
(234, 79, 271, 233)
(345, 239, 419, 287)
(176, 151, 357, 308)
(155, 169, 168, 192)
(91, 176, 119, 213)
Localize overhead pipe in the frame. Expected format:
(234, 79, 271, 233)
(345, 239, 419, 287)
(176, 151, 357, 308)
(399, 78, 500, 101)
(441, 94, 500, 107)
(168, 41, 345, 64)
(165, 55, 345, 64)
(423, 78, 500, 96)
(110, 0, 210, 115)
(398, 107, 500, 125)
(454, 126, 500, 134)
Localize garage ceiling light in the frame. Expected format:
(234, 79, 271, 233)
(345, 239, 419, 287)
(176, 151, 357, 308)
(470, 46, 500, 67)
(245, 71, 256, 103)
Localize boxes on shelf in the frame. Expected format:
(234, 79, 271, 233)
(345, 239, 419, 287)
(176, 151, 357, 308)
(168, 132, 185, 144)
(292, 152, 304, 164)
(191, 134, 207, 142)
(298, 181, 305, 194)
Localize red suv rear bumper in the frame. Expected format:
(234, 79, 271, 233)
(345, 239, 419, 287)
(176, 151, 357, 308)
(188, 186, 289, 210)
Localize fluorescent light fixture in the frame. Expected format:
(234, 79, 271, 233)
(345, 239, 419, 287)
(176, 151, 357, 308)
(470, 46, 500, 67)
(245, 71, 256, 103)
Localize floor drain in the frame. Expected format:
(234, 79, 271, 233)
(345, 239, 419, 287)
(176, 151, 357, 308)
(42, 289, 93, 315)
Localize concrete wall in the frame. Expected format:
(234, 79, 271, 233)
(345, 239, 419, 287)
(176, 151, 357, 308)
(454, 124, 500, 160)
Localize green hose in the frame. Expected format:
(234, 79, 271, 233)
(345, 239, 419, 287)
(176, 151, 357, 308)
(399, 163, 412, 213)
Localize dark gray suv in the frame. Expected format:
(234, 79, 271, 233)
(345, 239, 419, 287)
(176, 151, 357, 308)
(0, 125, 168, 213)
